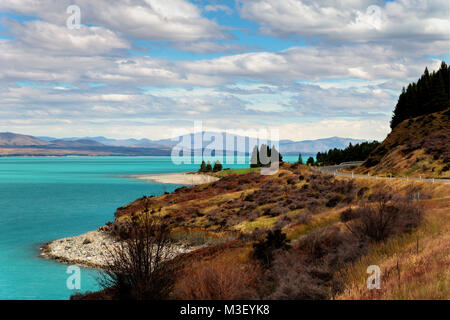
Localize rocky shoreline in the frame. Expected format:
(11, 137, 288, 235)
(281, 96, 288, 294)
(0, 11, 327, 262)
(39, 230, 193, 269)
(40, 230, 120, 269)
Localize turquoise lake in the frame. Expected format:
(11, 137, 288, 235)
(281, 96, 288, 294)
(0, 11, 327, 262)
(0, 155, 303, 300)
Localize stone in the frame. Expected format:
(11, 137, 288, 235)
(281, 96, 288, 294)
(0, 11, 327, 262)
(83, 237, 93, 245)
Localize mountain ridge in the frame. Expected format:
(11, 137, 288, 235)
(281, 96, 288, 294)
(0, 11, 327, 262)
(1, 131, 367, 156)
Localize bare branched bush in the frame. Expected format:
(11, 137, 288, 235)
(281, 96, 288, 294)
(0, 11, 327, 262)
(273, 215, 292, 230)
(99, 212, 176, 300)
(265, 252, 331, 300)
(291, 210, 312, 225)
(345, 191, 423, 242)
(339, 207, 360, 222)
(263, 226, 367, 300)
(174, 259, 260, 300)
(253, 229, 291, 267)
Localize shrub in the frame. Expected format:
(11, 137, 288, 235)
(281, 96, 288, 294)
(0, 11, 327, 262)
(345, 191, 423, 242)
(325, 194, 342, 207)
(253, 229, 291, 267)
(339, 207, 360, 222)
(264, 226, 367, 300)
(264, 252, 331, 300)
(291, 211, 312, 225)
(263, 206, 288, 217)
(174, 259, 259, 300)
(273, 215, 292, 230)
(99, 213, 176, 300)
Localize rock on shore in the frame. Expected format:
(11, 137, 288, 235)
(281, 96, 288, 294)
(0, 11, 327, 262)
(40, 231, 119, 268)
(40, 230, 191, 269)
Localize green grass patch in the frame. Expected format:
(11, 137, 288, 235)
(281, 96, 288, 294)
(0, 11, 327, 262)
(214, 167, 260, 177)
(233, 215, 277, 233)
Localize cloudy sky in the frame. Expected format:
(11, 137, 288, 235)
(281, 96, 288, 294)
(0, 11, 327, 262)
(0, 0, 448, 141)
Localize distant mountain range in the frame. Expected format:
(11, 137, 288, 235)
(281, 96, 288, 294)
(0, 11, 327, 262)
(0, 132, 366, 157)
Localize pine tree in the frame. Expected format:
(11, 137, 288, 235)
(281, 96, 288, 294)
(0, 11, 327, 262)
(199, 160, 206, 172)
(297, 153, 303, 164)
(205, 161, 213, 172)
(213, 160, 223, 172)
(390, 61, 449, 129)
(306, 157, 315, 166)
(259, 144, 270, 167)
(250, 145, 260, 168)
(271, 145, 283, 163)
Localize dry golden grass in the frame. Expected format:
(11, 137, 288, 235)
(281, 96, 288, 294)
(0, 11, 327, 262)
(285, 207, 343, 241)
(337, 198, 450, 300)
(348, 176, 450, 199)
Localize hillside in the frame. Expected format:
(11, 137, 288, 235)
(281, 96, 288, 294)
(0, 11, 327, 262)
(0, 132, 49, 146)
(357, 108, 450, 178)
(0, 132, 172, 156)
(82, 163, 450, 300)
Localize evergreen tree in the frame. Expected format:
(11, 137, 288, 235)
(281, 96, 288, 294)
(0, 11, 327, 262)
(205, 161, 213, 172)
(259, 143, 270, 167)
(213, 160, 223, 172)
(297, 153, 303, 164)
(314, 141, 380, 165)
(306, 157, 315, 166)
(250, 144, 283, 168)
(199, 160, 206, 172)
(271, 145, 283, 164)
(391, 61, 449, 129)
(250, 145, 260, 168)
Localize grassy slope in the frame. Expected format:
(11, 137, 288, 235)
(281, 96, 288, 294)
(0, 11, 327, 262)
(357, 108, 450, 178)
(338, 194, 449, 299)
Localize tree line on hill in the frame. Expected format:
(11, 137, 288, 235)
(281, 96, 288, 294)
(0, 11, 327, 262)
(390, 61, 449, 129)
(250, 144, 283, 168)
(297, 141, 380, 166)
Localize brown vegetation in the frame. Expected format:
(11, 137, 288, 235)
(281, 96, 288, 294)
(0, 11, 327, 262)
(174, 258, 260, 300)
(99, 212, 176, 300)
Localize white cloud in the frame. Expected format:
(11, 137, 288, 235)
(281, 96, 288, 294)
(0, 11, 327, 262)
(238, 0, 450, 49)
(0, 0, 225, 41)
(6, 20, 129, 55)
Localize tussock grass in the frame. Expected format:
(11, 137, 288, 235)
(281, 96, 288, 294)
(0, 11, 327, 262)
(337, 200, 450, 299)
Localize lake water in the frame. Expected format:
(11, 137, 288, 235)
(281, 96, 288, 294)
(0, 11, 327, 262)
(0, 155, 303, 300)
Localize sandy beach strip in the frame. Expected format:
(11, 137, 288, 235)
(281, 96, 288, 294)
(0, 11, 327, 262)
(129, 172, 220, 185)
